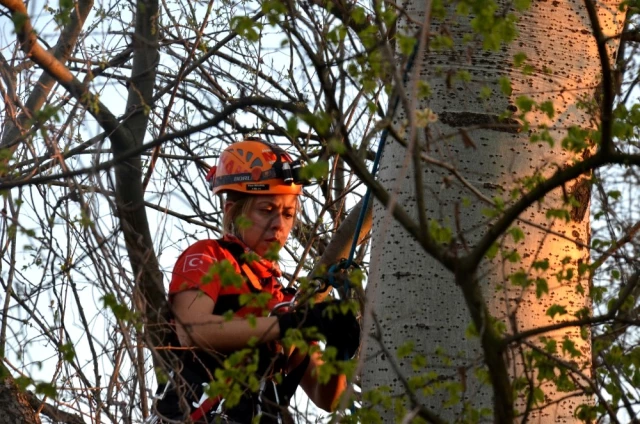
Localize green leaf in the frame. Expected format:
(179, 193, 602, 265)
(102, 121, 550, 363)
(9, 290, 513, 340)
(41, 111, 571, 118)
(101, 293, 135, 322)
(60, 342, 76, 362)
(474, 368, 491, 385)
(261, 0, 286, 22)
(607, 190, 621, 200)
(456, 1, 470, 15)
(531, 387, 544, 405)
(12, 12, 28, 33)
(397, 34, 417, 56)
(247, 315, 257, 329)
(535, 278, 548, 298)
(486, 243, 499, 259)
(546, 304, 567, 318)
(397, 341, 414, 359)
(515, 96, 535, 113)
(230, 16, 262, 42)
(481, 207, 500, 219)
(238, 253, 258, 268)
(351, 5, 367, 24)
(556, 370, 576, 391)
(300, 160, 329, 181)
(513, 52, 528, 67)
(498, 76, 512, 96)
(545, 208, 571, 222)
(428, 220, 452, 244)
(432, 34, 454, 50)
(561, 337, 581, 358)
(532, 259, 549, 271)
(15, 376, 33, 390)
(418, 81, 432, 98)
(510, 270, 529, 287)
(201, 259, 243, 289)
(35, 382, 58, 398)
(575, 404, 598, 421)
(561, 126, 590, 152)
(457, 70, 472, 83)
(508, 227, 524, 243)
(466, 322, 479, 338)
(328, 139, 346, 154)
(263, 242, 281, 261)
(234, 214, 252, 231)
(286, 116, 299, 139)
(574, 307, 589, 320)
(538, 101, 554, 118)
(411, 354, 427, 371)
(479, 85, 493, 100)
(503, 249, 521, 263)
(541, 336, 557, 353)
(513, 0, 531, 11)
(591, 286, 607, 303)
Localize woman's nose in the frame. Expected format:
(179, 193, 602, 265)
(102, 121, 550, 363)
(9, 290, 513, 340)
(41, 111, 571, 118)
(270, 212, 284, 229)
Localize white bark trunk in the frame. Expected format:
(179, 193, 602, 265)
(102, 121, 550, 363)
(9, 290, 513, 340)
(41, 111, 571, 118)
(363, 0, 623, 421)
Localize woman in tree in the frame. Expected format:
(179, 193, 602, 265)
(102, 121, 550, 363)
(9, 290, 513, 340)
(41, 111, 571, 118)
(153, 138, 360, 423)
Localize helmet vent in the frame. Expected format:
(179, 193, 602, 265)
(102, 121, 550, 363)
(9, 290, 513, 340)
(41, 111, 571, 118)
(250, 158, 263, 168)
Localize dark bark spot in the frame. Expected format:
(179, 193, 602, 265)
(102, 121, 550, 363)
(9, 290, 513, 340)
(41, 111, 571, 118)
(572, 230, 584, 250)
(570, 179, 591, 222)
(439, 111, 521, 133)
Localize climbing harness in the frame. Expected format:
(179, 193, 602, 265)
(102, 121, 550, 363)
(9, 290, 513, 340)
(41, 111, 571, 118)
(148, 242, 323, 424)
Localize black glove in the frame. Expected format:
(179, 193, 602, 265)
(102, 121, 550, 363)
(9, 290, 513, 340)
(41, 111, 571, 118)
(277, 301, 361, 359)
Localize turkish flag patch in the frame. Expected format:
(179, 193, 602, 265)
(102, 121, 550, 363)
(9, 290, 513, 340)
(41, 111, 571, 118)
(183, 254, 216, 272)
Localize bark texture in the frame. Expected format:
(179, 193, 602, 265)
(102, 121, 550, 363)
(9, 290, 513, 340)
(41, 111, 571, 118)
(0, 377, 40, 424)
(363, 0, 623, 421)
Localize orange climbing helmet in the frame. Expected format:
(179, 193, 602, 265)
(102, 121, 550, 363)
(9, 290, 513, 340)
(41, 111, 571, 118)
(206, 137, 307, 195)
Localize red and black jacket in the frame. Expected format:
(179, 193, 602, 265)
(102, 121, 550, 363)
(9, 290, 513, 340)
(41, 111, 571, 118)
(156, 236, 297, 423)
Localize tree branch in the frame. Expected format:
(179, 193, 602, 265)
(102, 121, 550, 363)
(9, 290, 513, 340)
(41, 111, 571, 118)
(0, 0, 94, 150)
(25, 392, 85, 424)
(0, 0, 131, 147)
(583, 0, 616, 155)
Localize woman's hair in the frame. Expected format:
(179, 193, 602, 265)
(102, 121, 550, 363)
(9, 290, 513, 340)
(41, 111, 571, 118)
(222, 192, 299, 238)
(222, 192, 258, 237)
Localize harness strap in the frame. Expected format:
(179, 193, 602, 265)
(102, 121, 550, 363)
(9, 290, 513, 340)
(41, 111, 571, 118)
(217, 239, 265, 293)
(277, 354, 310, 406)
(192, 239, 307, 421)
(190, 395, 222, 421)
(219, 239, 310, 411)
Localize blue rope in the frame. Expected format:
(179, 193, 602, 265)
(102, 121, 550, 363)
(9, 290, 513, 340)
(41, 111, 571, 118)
(323, 43, 421, 419)
(327, 45, 419, 293)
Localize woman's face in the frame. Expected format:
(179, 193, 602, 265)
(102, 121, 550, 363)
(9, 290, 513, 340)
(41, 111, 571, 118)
(226, 194, 297, 257)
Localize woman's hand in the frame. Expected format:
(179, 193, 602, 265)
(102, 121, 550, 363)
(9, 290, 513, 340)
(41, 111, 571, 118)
(277, 300, 361, 358)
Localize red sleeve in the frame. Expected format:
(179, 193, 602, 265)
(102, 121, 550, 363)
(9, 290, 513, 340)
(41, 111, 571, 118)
(169, 240, 232, 303)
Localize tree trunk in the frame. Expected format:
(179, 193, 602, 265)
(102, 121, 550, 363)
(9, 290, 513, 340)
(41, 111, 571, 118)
(363, 0, 623, 421)
(0, 377, 40, 424)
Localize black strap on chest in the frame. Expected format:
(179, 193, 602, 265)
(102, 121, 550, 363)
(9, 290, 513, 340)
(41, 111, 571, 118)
(215, 239, 310, 411)
(213, 240, 266, 315)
